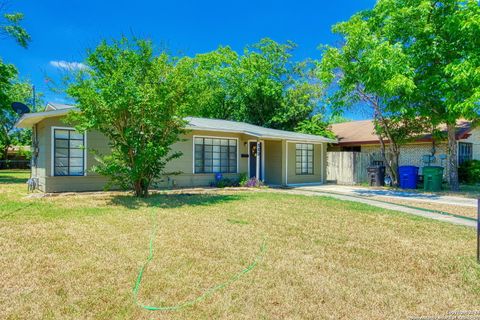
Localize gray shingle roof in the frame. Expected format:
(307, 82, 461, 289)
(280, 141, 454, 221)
(18, 102, 336, 142)
(186, 117, 335, 142)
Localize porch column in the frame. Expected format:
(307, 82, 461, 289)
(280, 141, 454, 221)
(281, 140, 288, 185)
(256, 140, 260, 180)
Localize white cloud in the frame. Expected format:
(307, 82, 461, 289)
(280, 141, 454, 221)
(49, 60, 88, 70)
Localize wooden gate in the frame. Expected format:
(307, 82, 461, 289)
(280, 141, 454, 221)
(326, 152, 372, 185)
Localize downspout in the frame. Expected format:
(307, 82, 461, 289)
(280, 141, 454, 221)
(285, 141, 288, 186)
(256, 140, 260, 180)
(28, 124, 39, 191)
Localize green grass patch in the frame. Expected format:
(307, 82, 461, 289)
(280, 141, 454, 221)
(0, 170, 479, 319)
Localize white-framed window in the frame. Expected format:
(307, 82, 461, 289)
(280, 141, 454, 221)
(296, 143, 314, 175)
(52, 128, 86, 176)
(459, 142, 473, 165)
(194, 137, 237, 173)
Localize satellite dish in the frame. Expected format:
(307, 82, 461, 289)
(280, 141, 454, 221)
(11, 102, 30, 116)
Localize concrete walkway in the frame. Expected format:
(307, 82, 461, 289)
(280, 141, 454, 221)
(295, 184, 478, 208)
(276, 187, 476, 228)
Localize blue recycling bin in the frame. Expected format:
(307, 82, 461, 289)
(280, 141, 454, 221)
(398, 166, 419, 189)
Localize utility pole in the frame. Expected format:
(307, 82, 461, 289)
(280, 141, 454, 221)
(32, 85, 36, 111)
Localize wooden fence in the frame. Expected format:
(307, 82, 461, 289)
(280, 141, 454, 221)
(326, 152, 372, 185)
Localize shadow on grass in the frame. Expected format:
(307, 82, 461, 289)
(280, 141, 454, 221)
(0, 175, 28, 184)
(0, 202, 34, 219)
(110, 192, 243, 209)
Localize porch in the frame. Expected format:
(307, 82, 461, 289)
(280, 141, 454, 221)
(245, 139, 326, 186)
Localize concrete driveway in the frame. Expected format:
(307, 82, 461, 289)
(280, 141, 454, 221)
(294, 184, 478, 208)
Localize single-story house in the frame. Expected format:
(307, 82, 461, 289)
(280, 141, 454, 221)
(329, 119, 479, 174)
(15, 103, 335, 192)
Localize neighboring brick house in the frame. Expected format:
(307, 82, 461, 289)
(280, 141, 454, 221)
(329, 119, 479, 176)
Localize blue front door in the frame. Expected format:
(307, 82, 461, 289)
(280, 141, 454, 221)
(249, 142, 262, 179)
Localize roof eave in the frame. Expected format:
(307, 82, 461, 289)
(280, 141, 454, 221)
(15, 108, 78, 128)
(16, 112, 336, 143)
(187, 126, 334, 143)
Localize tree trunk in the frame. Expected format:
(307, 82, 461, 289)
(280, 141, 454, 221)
(142, 184, 149, 197)
(133, 179, 150, 197)
(379, 137, 400, 187)
(447, 123, 459, 191)
(134, 181, 143, 197)
(389, 147, 400, 187)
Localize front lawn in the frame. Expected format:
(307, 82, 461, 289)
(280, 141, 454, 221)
(1, 170, 479, 319)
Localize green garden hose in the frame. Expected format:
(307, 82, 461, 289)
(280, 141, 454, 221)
(132, 210, 267, 311)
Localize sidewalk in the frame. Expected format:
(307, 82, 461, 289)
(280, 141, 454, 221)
(277, 187, 477, 228)
(296, 184, 478, 208)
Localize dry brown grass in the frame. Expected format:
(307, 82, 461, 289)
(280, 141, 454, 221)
(368, 196, 478, 219)
(1, 170, 480, 319)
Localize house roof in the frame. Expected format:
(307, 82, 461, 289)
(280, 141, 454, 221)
(185, 117, 335, 142)
(7, 146, 30, 154)
(330, 119, 473, 146)
(15, 103, 335, 143)
(44, 102, 75, 111)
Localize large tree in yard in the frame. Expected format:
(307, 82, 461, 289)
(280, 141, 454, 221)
(67, 38, 190, 197)
(0, 80, 41, 160)
(372, 0, 480, 190)
(182, 38, 330, 133)
(317, 11, 426, 186)
(0, 3, 32, 160)
(179, 46, 240, 120)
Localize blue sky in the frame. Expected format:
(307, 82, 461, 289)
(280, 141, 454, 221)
(3, 0, 376, 119)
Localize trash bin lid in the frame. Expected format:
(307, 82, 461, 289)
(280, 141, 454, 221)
(422, 166, 444, 174)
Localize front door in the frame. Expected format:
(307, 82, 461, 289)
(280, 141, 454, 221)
(249, 142, 262, 179)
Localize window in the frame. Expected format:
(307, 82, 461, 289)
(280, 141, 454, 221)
(194, 137, 237, 173)
(459, 142, 473, 165)
(296, 143, 314, 175)
(53, 128, 85, 176)
(341, 146, 361, 152)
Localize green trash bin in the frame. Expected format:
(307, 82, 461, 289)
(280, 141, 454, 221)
(423, 166, 444, 191)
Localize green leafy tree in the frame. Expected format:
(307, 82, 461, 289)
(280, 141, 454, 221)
(183, 38, 330, 133)
(0, 2, 32, 160)
(371, 0, 480, 190)
(328, 114, 351, 124)
(0, 80, 41, 160)
(67, 37, 191, 197)
(0, 58, 16, 106)
(317, 10, 425, 186)
(295, 114, 336, 139)
(0, 3, 31, 48)
(180, 46, 240, 119)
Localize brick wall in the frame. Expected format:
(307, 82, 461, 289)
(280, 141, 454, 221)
(361, 142, 448, 175)
(328, 127, 480, 180)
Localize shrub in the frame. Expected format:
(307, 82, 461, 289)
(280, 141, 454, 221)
(458, 160, 480, 184)
(211, 177, 238, 188)
(238, 172, 248, 186)
(241, 177, 264, 188)
(210, 173, 264, 188)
